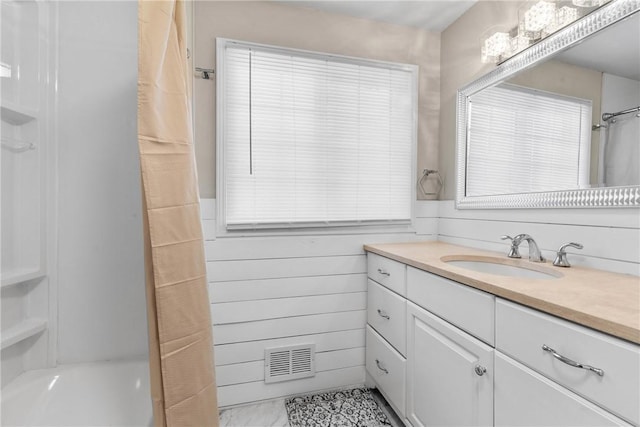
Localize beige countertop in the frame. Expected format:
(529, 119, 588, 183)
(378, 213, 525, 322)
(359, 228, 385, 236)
(364, 241, 640, 345)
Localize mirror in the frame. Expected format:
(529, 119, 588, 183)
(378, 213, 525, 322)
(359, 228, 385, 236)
(456, 1, 640, 208)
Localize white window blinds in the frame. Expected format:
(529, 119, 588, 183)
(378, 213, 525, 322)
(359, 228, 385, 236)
(466, 84, 591, 197)
(219, 40, 416, 229)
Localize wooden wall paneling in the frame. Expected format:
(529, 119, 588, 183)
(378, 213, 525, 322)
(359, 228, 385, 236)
(213, 311, 367, 345)
(216, 347, 365, 386)
(209, 274, 367, 304)
(206, 255, 366, 283)
(211, 293, 367, 325)
(214, 329, 365, 366)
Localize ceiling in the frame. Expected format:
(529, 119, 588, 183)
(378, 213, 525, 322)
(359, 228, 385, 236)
(277, 0, 478, 32)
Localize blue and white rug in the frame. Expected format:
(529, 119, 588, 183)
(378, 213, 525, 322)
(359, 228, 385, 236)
(285, 388, 392, 427)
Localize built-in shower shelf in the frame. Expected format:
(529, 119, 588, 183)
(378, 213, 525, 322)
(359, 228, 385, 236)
(1, 268, 44, 288)
(1, 318, 47, 350)
(1, 102, 38, 125)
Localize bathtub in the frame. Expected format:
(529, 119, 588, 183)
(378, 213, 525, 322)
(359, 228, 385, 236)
(1, 360, 152, 426)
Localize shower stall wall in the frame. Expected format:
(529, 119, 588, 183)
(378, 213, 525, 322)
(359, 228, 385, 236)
(1, 0, 56, 387)
(2, 1, 151, 425)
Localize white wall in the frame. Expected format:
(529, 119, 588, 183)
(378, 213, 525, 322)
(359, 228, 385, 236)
(56, 1, 147, 363)
(201, 199, 437, 407)
(203, 198, 638, 407)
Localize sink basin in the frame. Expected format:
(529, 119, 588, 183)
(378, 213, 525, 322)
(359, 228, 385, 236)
(441, 255, 562, 280)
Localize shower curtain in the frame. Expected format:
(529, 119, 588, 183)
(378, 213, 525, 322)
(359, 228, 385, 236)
(138, 1, 219, 426)
(604, 114, 640, 186)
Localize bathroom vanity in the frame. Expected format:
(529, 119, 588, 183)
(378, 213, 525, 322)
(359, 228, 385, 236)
(364, 241, 640, 427)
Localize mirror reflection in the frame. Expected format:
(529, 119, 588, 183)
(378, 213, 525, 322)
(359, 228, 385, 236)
(465, 11, 639, 198)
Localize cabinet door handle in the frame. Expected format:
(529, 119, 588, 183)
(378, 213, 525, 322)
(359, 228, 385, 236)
(377, 268, 390, 276)
(375, 359, 389, 374)
(377, 309, 390, 320)
(542, 344, 604, 377)
(474, 365, 487, 376)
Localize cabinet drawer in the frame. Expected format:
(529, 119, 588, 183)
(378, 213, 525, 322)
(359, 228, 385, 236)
(407, 266, 495, 345)
(367, 280, 406, 356)
(496, 299, 640, 425)
(495, 352, 631, 426)
(366, 325, 406, 418)
(367, 253, 406, 297)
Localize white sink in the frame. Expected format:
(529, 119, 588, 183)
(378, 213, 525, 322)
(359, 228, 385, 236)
(441, 255, 562, 280)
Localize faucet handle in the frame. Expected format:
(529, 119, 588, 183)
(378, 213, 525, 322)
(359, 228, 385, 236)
(501, 235, 521, 258)
(553, 242, 583, 267)
(559, 242, 584, 252)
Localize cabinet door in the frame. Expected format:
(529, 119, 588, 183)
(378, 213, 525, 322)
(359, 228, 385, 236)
(406, 302, 493, 427)
(495, 352, 631, 426)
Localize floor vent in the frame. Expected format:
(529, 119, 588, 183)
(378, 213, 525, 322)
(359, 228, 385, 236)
(265, 344, 315, 383)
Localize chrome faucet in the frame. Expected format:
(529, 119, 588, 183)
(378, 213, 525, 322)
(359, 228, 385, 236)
(501, 235, 521, 259)
(501, 234, 545, 262)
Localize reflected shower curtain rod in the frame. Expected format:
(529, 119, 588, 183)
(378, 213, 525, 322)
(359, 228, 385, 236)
(602, 105, 640, 122)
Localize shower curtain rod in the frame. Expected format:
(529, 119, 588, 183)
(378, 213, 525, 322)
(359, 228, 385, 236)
(602, 105, 640, 122)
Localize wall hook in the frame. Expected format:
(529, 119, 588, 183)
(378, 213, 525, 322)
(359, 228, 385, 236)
(195, 67, 215, 80)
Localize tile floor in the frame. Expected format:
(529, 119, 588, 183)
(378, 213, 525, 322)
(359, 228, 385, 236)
(219, 398, 290, 427)
(218, 388, 403, 427)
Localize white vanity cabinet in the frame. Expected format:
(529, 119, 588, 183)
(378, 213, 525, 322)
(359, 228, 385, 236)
(365, 250, 640, 427)
(367, 256, 495, 426)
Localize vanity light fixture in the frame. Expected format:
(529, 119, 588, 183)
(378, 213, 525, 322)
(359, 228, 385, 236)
(481, 30, 511, 63)
(481, 0, 613, 64)
(555, 6, 580, 30)
(508, 26, 532, 57)
(522, 1, 557, 39)
(524, 1, 556, 31)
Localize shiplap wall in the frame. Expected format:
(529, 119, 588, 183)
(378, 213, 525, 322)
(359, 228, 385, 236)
(202, 199, 639, 407)
(201, 199, 438, 407)
(437, 201, 640, 276)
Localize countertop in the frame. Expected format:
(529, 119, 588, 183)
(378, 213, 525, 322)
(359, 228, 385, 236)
(364, 241, 640, 345)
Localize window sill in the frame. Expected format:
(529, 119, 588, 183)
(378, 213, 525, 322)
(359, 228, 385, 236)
(215, 222, 418, 239)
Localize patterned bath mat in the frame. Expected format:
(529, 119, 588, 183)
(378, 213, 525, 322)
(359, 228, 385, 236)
(285, 388, 392, 427)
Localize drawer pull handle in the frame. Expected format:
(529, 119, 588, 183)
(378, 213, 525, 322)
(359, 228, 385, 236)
(377, 309, 390, 320)
(542, 345, 604, 377)
(474, 365, 487, 376)
(377, 268, 391, 277)
(375, 359, 389, 374)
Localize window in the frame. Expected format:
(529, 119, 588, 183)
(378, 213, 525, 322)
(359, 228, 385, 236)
(466, 84, 591, 197)
(217, 39, 417, 230)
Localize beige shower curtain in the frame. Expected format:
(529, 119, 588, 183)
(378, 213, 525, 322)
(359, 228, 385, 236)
(138, 1, 219, 425)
